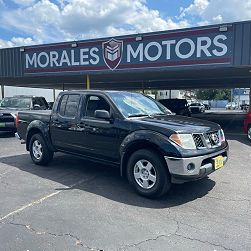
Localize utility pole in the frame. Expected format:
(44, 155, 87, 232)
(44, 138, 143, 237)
(230, 88, 233, 109)
(53, 89, 56, 101)
(86, 75, 90, 89)
(1, 85, 4, 99)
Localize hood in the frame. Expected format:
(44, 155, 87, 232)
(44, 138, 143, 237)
(130, 115, 220, 134)
(0, 108, 29, 114)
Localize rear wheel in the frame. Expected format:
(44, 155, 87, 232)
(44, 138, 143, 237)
(127, 149, 171, 198)
(29, 133, 53, 165)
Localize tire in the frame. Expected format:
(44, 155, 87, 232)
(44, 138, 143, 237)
(127, 149, 171, 199)
(29, 133, 54, 165)
(247, 125, 251, 141)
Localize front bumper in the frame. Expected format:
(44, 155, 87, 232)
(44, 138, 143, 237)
(165, 145, 229, 183)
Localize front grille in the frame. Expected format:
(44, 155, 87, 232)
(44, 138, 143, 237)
(205, 131, 221, 147)
(192, 134, 205, 148)
(193, 130, 221, 149)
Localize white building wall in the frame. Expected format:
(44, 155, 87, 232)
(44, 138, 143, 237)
(157, 90, 182, 100)
(0, 86, 61, 102)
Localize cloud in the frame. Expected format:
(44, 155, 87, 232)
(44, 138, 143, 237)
(181, 0, 251, 24)
(0, 37, 39, 48)
(0, 0, 189, 48)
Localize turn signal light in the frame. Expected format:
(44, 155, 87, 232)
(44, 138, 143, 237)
(170, 134, 182, 146)
(15, 113, 19, 128)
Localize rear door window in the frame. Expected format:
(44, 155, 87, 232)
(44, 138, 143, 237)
(64, 95, 80, 118)
(58, 94, 80, 118)
(58, 95, 68, 116)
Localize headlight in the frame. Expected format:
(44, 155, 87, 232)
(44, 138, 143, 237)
(170, 133, 196, 149)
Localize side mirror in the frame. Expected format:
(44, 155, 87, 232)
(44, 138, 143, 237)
(33, 104, 41, 110)
(94, 110, 111, 120)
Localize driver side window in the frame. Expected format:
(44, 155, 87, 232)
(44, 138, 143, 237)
(84, 95, 110, 118)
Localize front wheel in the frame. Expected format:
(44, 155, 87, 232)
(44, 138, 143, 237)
(127, 149, 171, 198)
(29, 133, 54, 165)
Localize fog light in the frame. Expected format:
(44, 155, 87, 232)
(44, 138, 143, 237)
(187, 163, 195, 172)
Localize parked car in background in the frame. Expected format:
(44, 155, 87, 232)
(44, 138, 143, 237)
(16, 90, 228, 198)
(158, 99, 191, 116)
(240, 104, 249, 111)
(225, 102, 238, 110)
(244, 111, 251, 140)
(0, 95, 48, 134)
(203, 101, 211, 110)
(189, 102, 205, 114)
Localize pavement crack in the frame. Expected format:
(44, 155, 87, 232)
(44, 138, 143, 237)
(119, 219, 234, 251)
(174, 221, 234, 251)
(118, 234, 170, 251)
(6, 221, 100, 250)
(174, 231, 234, 251)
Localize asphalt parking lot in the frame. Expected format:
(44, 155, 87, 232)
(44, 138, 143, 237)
(0, 111, 250, 251)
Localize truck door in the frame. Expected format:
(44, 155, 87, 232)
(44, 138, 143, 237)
(75, 94, 120, 163)
(50, 94, 81, 151)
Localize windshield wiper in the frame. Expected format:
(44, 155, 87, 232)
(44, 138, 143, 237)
(151, 112, 166, 116)
(128, 114, 150, 118)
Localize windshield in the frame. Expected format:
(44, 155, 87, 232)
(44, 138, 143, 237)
(108, 92, 171, 118)
(0, 97, 31, 109)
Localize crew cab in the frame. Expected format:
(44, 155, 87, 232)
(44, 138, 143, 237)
(0, 95, 49, 134)
(16, 91, 229, 198)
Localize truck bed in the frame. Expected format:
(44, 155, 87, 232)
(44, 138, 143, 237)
(18, 110, 52, 140)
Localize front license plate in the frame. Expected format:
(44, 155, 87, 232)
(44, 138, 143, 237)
(0, 122, 5, 127)
(214, 155, 224, 170)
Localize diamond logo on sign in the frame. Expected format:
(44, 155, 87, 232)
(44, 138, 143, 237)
(102, 38, 123, 70)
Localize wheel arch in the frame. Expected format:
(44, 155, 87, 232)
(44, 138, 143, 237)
(119, 130, 179, 177)
(26, 121, 55, 152)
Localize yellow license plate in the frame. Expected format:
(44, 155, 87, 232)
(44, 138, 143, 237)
(214, 155, 224, 170)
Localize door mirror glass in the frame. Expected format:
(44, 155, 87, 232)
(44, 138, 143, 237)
(94, 110, 111, 119)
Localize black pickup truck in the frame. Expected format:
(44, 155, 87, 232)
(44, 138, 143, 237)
(16, 91, 229, 198)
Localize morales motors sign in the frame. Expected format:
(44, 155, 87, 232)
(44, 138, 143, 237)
(24, 27, 232, 75)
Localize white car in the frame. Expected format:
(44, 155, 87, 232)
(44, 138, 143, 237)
(189, 102, 205, 113)
(225, 102, 237, 110)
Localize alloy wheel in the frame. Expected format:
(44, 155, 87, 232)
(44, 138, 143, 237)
(133, 159, 157, 189)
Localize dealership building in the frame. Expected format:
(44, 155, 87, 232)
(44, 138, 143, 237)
(0, 20, 251, 105)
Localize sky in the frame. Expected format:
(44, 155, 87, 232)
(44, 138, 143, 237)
(0, 0, 251, 48)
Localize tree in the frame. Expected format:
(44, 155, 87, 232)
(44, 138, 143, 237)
(195, 89, 231, 101)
